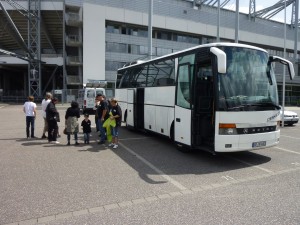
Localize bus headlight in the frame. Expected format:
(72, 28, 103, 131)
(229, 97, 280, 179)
(219, 123, 238, 135)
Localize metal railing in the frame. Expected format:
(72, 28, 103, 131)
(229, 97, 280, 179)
(66, 35, 82, 46)
(66, 56, 83, 65)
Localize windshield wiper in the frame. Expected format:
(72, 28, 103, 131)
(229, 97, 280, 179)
(227, 104, 252, 111)
(227, 102, 280, 111)
(251, 102, 281, 109)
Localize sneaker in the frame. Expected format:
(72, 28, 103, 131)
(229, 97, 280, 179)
(98, 141, 105, 144)
(54, 141, 60, 144)
(113, 144, 118, 149)
(41, 135, 47, 139)
(75, 142, 79, 145)
(108, 143, 114, 147)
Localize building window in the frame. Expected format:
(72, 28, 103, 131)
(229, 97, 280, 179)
(156, 47, 172, 56)
(105, 61, 126, 71)
(106, 24, 120, 34)
(140, 46, 148, 55)
(106, 42, 127, 53)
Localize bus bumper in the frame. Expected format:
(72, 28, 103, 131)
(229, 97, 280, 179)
(214, 130, 280, 152)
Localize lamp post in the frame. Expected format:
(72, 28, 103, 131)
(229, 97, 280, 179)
(148, 0, 153, 59)
(217, 0, 220, 42)
(235, 0, 239, 43)
(281, 0, 287, 127)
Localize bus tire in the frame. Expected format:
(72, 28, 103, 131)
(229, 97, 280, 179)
(124, 110, 127, 125)
(170, 122, 174, 141)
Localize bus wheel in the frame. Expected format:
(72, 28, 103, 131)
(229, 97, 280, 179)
(124, 110, 127, 126)
(170, 123, 174, 141)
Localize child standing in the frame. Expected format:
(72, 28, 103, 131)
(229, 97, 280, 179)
(81, 114, 92, 144)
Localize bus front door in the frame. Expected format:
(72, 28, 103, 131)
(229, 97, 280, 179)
(175, 63, 192, 146)
(192, 59, 215, 151)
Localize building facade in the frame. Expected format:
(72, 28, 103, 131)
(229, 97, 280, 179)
(0, 0, 300, 104)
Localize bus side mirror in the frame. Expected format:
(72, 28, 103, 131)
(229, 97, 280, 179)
(210, 47, 227, 74)
(269, 56, 295, 80)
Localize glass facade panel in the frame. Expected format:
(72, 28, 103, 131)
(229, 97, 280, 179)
(106, 42, 127, 53)
(106, 61, 126, 71)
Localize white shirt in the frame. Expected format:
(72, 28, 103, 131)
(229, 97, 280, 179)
(41, 99, 51, 118)
(23, 101, 37, 117)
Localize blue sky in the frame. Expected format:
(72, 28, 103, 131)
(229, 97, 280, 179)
(223, 0, 293, 23)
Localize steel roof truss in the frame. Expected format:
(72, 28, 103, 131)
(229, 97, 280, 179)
(0, 1, 31, 56)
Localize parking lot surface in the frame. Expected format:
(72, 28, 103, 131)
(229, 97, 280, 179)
(0, 104, 299, 225)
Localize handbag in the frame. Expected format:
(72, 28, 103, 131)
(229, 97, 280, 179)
(63, 128, 68, 135)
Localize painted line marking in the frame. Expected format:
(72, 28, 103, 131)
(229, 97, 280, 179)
(221, 175, 235, 181)
(280, 135, 300, 140)
(274, 147, 300, 155)
(225, 155, 274, 174)
(4, 167, 300, 225)
(119, 142, 187, 191)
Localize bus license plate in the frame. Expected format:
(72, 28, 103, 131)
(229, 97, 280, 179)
(252, 141, 266, 148)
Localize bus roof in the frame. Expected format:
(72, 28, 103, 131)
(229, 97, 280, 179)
(117, 42, 267, 72)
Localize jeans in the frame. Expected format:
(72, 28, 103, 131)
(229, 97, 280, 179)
(97, 119, 106, 142)
(84, 133, 90, 143)
(26, 116, 35, 137)
(111, 126, 119, 137)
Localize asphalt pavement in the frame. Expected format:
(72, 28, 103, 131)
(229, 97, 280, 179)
(0, 104, 299, 225)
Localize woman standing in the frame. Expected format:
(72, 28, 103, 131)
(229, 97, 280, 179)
(46, 97, 60, 144)
(65, 101, 80, 145)
(108, 98, 122, 149)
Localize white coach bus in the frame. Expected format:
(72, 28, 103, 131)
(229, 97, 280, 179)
(115, 43, 294, 153)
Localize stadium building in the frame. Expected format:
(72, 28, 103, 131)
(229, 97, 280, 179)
(0, 0, 300, 105)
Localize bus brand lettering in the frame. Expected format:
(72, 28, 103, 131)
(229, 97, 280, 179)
(267, 112, 280, 122)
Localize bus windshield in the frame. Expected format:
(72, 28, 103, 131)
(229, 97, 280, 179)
(218, 47, 279, 111)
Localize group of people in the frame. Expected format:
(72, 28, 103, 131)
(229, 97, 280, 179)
(24, 92, 61, 143)
(23, 92, 122, 148)
(95, 94, 122, 149)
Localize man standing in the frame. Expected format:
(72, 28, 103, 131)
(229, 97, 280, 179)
(41, 92, 52, 138)
(23, 96, 37, 138)
(46, 97, 60, 144)
(95, 94, 109, 144)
